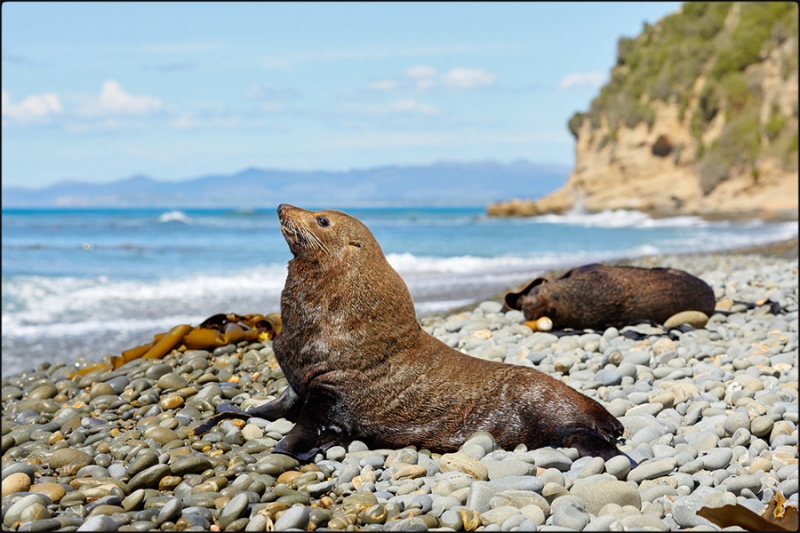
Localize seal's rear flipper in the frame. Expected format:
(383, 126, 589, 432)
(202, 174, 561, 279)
(564, 428, 628, 463)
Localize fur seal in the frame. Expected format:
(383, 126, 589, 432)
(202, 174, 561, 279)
(196, 204, 626, 462)
(504, 263, 716, 331)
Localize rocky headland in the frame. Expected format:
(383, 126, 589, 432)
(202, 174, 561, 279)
(489, 2, 799, 220)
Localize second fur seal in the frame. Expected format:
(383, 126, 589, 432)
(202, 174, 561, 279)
(504, 264, 716, 331)
(204, 204, 627, 462)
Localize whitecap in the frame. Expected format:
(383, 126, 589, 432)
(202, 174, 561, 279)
(158, 210, 192, 224)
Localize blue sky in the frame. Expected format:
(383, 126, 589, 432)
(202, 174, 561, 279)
(2, 1, 682, 188)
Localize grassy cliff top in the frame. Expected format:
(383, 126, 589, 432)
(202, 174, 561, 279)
(568, 2, 798, 194)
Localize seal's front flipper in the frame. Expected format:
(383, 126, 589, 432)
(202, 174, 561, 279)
(191, 386, 303, 437)
(272, 399, 343, 462)
(272, 417, 322, 462)
(243, 385, 303, 422)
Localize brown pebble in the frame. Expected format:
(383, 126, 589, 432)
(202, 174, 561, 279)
(394, 464, 427, 480)
(459, 509, 482, 531)
(20, 502, 51, 523)
(214, 496, 231, 510)
(159, 475, 183, 491)
(2, 472, 31, 497)
(48, 431, 65, 445)
(261, 502, 291, 521)
(277, 470, 302, 485)
(192, 480, 221, 493)
(29, 482, 66, 503)
(299, 463, 323, 474)
(88, 504, 126, 517)
(49, 448, 92, 474)
(319, 495, 335, 509)
(715, 298, 734, 311)
(439, 453, 488, 480)
(663, 310, 709, 329)
(143, 426, 179, 446)
(160, 396, 184, 410)
(89, 382, 116, 399)
(60, 415, 82, 435)
(28, 384, 58, 400)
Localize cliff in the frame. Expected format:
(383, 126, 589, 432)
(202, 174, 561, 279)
(489, 2, 798, 219)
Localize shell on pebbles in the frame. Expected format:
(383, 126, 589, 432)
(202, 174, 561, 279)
(524, 317, 553, 332)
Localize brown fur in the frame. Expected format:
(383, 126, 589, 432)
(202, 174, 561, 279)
(513, 264, 715, 331)
(246, 204, 626, 461)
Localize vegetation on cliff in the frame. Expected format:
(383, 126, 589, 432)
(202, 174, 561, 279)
(568, 1, 798, 196)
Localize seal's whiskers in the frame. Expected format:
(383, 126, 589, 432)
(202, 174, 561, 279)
(282, 219, 329, 254)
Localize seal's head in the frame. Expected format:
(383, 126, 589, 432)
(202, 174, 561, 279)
(519, 281, 560, 322)
(277, 203, 382, 266)
(274, 202, 419, 361)
(504, 277, 560, 322)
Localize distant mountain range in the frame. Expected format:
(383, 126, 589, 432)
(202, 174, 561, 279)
(1, 160, 569, 208)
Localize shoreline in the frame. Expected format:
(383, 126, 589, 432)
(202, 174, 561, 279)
(1, 237, 797, 378)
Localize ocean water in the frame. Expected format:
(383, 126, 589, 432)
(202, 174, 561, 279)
(2, 206, 797, 376)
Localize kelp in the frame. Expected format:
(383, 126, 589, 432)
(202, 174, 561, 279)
(697, 492, 798, 532)
(69, 313, 281, 378)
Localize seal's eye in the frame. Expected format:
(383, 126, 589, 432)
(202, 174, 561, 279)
(317, 217, 330, 227)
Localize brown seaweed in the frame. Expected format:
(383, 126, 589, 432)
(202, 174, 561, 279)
(697, 492, 798, 532)
(69, 312, 281, 378)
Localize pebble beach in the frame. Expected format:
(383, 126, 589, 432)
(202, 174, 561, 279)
(2, 246, 798, 532)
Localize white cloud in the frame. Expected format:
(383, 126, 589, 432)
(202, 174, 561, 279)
(404, 66, 437, 90)
(244, 84, 298, 100)
(2, 89, 63, 125)
(390, 99, 441, 115)
(558, 71, 607, 90)
(341, 98, 442, 117)
(139, 42, 222, 54)
(363, 66, 496, 93)
(323, 131, 457, 150)
(166, 112, 244, 130)
(441, 68, 496, 89)
(169, 113, 199, 130)
(404, 65, 437, 79)
(261, 102, 286, 113)
(78, 80, 163, 117)
(368, 80, 399, 91)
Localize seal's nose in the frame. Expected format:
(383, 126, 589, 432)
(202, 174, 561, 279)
(277, 203, 290, 216)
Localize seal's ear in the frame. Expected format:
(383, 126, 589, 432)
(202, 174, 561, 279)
(504, 277, 549, 310)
